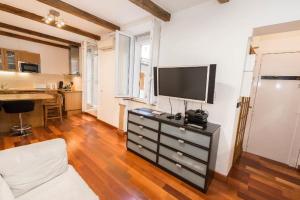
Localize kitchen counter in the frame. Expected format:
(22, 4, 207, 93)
(0, 89, 55, 94)
(0, 89, 82, 94)
(0, 91, 55, 134)
(0, 93, 53, 101)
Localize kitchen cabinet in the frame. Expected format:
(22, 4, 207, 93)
(0, 48, 41, 72)
(18, 51, 41, 65)
(60, 91, 82, 116)
(0, 49, 3, 70)
(3, 49, 18, 71)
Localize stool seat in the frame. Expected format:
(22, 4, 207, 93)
(2, 100, 34, 113)
(2, 100, 35, 136)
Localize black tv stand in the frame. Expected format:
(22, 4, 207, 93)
(126, 108, 221, 193)
(166, 114, 175, 119)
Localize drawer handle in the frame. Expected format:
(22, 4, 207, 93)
(138, 135, 143, 139)
(179, 127, 185, 132)
(138, 145, 143, 149)
(139, 116, 144, 119)
(177, 152, 183, 156)
(139, 125, 144, 129)
(178, 139, 185, 144)
(176, 163, 182, 168)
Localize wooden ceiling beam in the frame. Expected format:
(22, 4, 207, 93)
(129, 0, 171, 22)
(36, 0, 120, 31)
(218, 0, 230, 3)
(0, 30, 70, 49)
(0, 22, 81, 47)
(0, 3, 100, 40)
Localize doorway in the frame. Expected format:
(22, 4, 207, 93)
(85, 43, 99, 116)
(246, 52, 300, 166)
(240, 30, 300, 168)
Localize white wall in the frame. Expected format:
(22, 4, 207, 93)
(157, 0, 300, 175)
(0, 35, 69, 74)
(93, 0, 300, 176)
(97, 37, 120, 127)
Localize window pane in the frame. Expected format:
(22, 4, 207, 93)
(137, 42, 150, 100)
(116, 34, 132, 97)
(141, 44, 150, 59)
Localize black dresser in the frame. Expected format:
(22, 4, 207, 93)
(126, 108, 220, 192)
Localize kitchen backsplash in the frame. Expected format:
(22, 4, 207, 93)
(0, 71, 73, 90)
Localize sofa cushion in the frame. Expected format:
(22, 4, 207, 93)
(0, 175, 15, 200)
(0, 139, 68, 197)
(16, 165, 99, 200)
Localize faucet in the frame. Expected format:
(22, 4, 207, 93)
(0, 83, 8, 90)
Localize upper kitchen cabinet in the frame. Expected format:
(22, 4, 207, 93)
(0, 49, 3, 70)
(18, 51, 41, 65)
(0, 48, 41, 72)
(4, 49, 18, 71)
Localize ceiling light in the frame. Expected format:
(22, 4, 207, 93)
(55, 19, 65, 28)
(43, 9, 65, 28)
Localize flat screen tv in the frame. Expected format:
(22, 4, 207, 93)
(158, 65, 216, 104)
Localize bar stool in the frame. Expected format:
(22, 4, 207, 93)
(2, 100, 35, 136)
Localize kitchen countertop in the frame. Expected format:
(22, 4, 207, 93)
(0, 93, 54, 101)
(0, 89, 82, 94)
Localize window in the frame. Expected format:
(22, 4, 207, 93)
(115, 31, 134, 97)
(133, 33, 151, 101)
(115, 19, 161, 104)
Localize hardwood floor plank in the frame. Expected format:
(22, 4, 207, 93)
(1, 114, 299, 200)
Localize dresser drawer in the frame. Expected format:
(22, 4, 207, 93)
(161, 123, 210, 148)
(160, 134, 209, 162)
(128, 132, 158, 152)
(128, 123, 158, 141)
(128, 113, 159, 130)
(159, 145, 207, 175)
(127, 141, 156, 162)
(158, 156, 205, 189)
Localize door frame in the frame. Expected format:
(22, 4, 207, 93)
(244, 51, 300, 167)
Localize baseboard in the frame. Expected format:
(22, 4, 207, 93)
(82, 112, 118, 130)
(213, 171, 228, 183)
(213, 165, 234, 183)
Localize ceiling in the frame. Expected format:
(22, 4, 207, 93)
(152, 0, 210, 13)
(0, 0, 211, 43)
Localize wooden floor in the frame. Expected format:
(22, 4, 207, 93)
(228, 152, 300, 200)
(0, 114, 299, 200)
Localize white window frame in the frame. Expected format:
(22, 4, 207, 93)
(115, 31, 135, 98)
(132, 34, 152, 103)
(114, 19, 161, 106)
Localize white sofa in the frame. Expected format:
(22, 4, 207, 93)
(0, 139, 99, 200)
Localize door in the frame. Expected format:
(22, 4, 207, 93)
(85, 44, 98, 114)
(247, 52, 300, 166)
(98, 49, 119, 127)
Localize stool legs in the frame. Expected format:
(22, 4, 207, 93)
(11, 113, 32, 136)
(19, 113, 23, 129)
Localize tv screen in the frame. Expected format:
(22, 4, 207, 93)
(158, 66, 209, 101)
